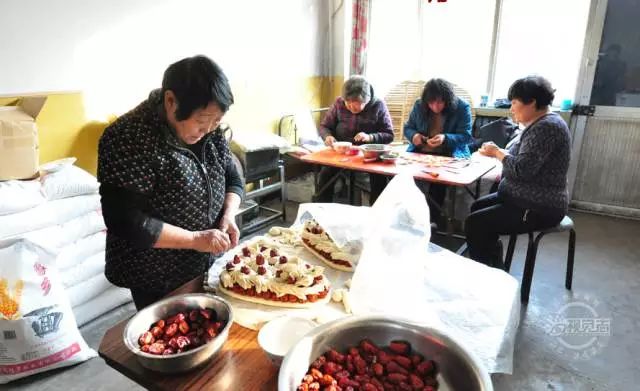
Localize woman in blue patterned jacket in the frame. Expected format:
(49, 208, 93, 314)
(404, 78, 473, 224)
(98, 56, 243, 309)
(465, 76, 570, 267)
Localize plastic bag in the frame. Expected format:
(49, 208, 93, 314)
(349, 174, 437, 323)
(0, 194, 101, 239)
(349, 174, 519, 373)
(19, 210, 105, 251)
(56, 231, 106, 271)
(60, 251, 105, 288)
(40, 164, 99, 201)
(66, 273, 112, 308)
(291, 203, 368, 264)
(0, 239, 96, 383)
(72, 286, 131, 327)
(0, 180, 45, 216)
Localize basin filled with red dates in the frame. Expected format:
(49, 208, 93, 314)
(123, 293, 233, 373)
(279, 316, 493, 391)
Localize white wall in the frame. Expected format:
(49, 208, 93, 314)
(0, 0, 343, 121)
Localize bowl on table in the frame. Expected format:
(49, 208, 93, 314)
(258, 316, 317, 367)
(122, 293, 233, 373)
(333, 141, 353, 154)
(360, 144, 392, 162)
(278, 315, 493, 391)
(345, 146, 360, 156)
(380, 152, 400, 163)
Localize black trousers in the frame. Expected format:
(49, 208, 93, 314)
(316, 166, 387, 205)
(465, 192, 564, 267)
(427, 183, 447, 223)
(415, 181, 447, 224)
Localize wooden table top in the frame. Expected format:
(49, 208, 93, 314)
(98, 276, 278, 391)
(299, 149, 496, 186)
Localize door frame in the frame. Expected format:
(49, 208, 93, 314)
(569, 0, 640, 203)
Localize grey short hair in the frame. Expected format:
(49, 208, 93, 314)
(342, 75, 371, 103)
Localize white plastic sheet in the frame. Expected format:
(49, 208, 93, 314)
(208, 174, 519, 373)
(420, 243, 520, 374)
(293, 202, 367, 253)
(348, 174, 518, 373)
(350, 174, 434, 321)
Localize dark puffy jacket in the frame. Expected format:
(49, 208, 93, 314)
(98, 91, 238, 292)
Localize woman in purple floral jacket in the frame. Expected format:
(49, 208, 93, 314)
(317, 75, 394, 204)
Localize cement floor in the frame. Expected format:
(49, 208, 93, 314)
(7, 207, 638, 391)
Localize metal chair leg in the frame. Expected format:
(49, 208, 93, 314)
(348, 171, 355, 205)
(565, 228, 576, 290)
(279, 164, 286, 222)
(521, 232, 543, 303)
(504, 234, 517, 272)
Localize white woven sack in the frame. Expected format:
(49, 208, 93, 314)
(0, 239, 96, 383)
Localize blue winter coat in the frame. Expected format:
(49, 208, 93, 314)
(403, 97, 473, 158)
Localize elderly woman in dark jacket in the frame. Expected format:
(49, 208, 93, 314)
(317, 75, 394, 204)
(98, 56, 243, 309)
(465, 76, 570, 267)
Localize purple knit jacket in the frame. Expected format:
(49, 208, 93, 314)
(319, 97, 394, 144)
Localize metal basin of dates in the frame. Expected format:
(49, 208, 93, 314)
(278, 315, 493, 391)
(122, 293, 233, 373)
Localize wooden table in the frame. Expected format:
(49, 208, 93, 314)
(300, 149, 496, 245)
(98, 276, 278, 391)
(300, 149, 495, 187)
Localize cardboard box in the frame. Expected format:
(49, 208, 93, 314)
(0, 97, 46, 180)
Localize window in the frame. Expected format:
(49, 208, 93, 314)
(493, 0, 590, 104)
(368, 0, 496, 100)
(419, 0, 496, 100)
(590, 0, 640, 107)
(368, 0, 591, 106)
(367, 0, 422, 96)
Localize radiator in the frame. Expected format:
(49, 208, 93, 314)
(572, 117, 640, 212)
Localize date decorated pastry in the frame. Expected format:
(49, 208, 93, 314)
(300, 220, 357, 272)
(218, 239, 331, 308)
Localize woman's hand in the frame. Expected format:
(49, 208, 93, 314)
(354, 132, 371, 143)
(192, 229, 231, 254)
(218, 213, 240, 248)
(412, 133, 426, 146)
(324, 136, 337, 147)
(479, 141, 499, 156)
(479, 142, 507, 161)
(427, 134, 445, 147)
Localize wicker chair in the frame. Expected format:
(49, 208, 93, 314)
(383, 80, 425, 142)
(383, 80, 475, 142)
